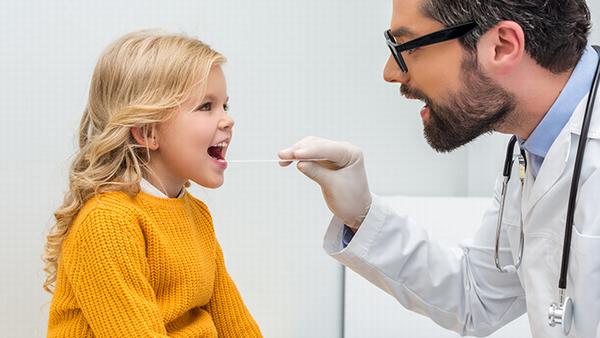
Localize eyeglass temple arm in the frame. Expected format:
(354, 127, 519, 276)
(398, 22, 477, 52)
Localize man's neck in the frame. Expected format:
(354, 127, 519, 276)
(498, 59, 573, 139)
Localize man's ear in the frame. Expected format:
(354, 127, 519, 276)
(131, 126, 159, 150)
(477, 20, 525, 75)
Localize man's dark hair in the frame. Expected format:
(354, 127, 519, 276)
(422, 0, 592, 73)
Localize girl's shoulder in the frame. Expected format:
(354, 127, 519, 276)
(69, 191, 144, 238)
(80, 190, 141, 218)
(59, 191, 148, 273)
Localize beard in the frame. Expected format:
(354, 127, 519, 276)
(401, 52, 516, 152)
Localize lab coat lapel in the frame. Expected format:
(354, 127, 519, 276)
(522, 129, 570, 217)
(522, 98, 587, 219)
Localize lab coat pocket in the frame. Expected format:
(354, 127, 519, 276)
(571, 225, 600, 253)
(506, 224, 557, 273)
(567, 226, 600, 337)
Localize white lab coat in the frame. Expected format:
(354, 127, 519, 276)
(324, 93, 600, 338)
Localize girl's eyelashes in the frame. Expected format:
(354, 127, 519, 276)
(196, 102, 212, 111)
(195, 102, 230, 112)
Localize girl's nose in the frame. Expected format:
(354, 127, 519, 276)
(219, 114, 235, 130)
(383, 55, 409, 84)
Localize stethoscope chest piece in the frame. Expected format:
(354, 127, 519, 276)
(548, 296, 573, 335)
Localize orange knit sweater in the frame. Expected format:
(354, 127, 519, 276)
(47, 190, 262, 337)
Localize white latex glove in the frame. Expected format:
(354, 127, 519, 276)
(278, 136, 372, 230)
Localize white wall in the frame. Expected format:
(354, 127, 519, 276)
(1, 0, 599, 337)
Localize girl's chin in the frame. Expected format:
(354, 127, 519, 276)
(190, 175, 224, 189)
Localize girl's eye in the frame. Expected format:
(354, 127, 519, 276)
(407, 48, 418, 55)
(195, 102, 229, 112)
(197, 102, 212, 111)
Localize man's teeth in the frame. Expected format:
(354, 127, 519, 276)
(212, 142, 228, 147)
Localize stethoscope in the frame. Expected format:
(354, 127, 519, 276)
(494, 45, 600, 336)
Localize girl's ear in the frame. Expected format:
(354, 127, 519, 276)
(131, 126, 159, 150)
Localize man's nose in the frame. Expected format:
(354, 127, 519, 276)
(383, 55, 408, 84)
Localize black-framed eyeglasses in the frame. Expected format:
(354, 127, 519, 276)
(385, 21, 477, 73)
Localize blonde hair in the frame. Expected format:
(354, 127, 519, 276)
(43, 30, 226, 293)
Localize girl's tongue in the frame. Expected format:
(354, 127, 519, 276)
(207, 146, 224, 160)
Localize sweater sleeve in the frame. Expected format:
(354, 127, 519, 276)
(205, 242, 263, 338)
(62, 207, 169, 337)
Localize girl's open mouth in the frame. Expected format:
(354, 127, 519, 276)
(207, 141, 228, 169)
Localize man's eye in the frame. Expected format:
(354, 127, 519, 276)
(407, 48, 418, 55)
(197, 102, 211, 111)
(223, 103, 229, 112)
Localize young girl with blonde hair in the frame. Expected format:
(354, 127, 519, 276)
(44, 30, 262, 337)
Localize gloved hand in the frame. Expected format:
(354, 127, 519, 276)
(278, 136, 372, 230)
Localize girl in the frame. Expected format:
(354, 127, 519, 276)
(43, 30, 262, 337)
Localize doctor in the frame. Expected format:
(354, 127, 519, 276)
(279, 0, 600, 337)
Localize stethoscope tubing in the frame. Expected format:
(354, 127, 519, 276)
(558, 45, 600, 291)
(495, 45, 600, 335)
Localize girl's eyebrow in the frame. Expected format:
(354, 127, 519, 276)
(201, 94, 229, 102)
